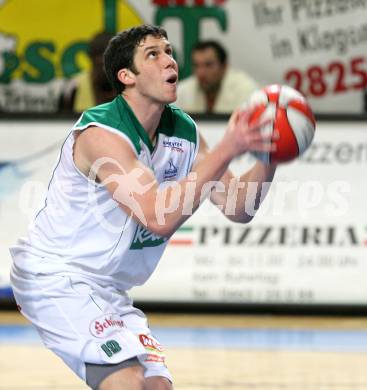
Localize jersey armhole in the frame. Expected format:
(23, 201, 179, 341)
(70, 121, 139, 187)
(183, 113, 200, 169)
(73, 121, 139, 157)
(192, 121, 200, 164)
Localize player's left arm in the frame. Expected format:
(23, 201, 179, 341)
(193, 134, 277, 223)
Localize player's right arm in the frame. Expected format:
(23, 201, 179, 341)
(73, 109, 273, 237)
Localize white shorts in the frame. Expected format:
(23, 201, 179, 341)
(10, 263, 172, 386)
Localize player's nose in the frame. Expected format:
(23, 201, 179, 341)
(162, 53, 177, 69)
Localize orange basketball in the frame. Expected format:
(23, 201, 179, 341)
(247, 84, 316, 163)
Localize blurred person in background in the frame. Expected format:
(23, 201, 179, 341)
(176, 40, 258, 114)
(60, 31, 116, 112)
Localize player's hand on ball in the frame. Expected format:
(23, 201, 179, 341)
(225, 107, 277, 157)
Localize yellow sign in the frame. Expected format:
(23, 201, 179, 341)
(0, 0, 144, 81)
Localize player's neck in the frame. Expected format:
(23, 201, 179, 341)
(122, 92, 164, 140)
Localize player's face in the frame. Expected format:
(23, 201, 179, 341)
(192, 48, 226, 93)
(131, 35, 178, 104)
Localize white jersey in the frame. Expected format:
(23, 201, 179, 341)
(10, 96, 199, 291)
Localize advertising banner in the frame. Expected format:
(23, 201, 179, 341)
(0, 0, 367, 114)
(132, 121, 367, 305)
(1, 119, 366, 305)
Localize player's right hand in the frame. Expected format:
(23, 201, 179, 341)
(223, 108, 277, 158)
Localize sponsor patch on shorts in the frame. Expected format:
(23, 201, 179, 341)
(138, 334, 165, 363)
(145, 353, 165, 363)
(89, 313, 125, 338)
(139, 334, 163, 352)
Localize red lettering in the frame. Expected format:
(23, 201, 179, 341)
(350, 57, 367, 90)
(283, 57, 367, 98)
(328, 61, 347, 93)
(307, 65, 326, 96)
(139, 335, 163, 351)
(95, 321, 104, 334)
(152, 0, 169, 5)
(285, 68, 304, 96)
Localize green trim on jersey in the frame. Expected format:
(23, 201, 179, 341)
(76, 98, 142, 153)
(75, 96, 197, 155)
(117, 95, 153, 153)
(158, 103, 197, 144)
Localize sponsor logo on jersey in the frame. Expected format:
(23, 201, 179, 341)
(130, 225, 168, 250)
(164, 158, 178, 179)
(139, 334, 164, 353)
(163, 138, 184, 153)
(90, 314, 124, 338)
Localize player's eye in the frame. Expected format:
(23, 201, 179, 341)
(148, 51, 157, 58)
(165, 48, 173, 56)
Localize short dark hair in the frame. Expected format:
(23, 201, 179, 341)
(192, 40, 227, 65)
(104, 24, 168, 93)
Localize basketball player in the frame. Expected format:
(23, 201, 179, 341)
(10, 25, 277, 390)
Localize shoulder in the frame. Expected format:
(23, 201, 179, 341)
(73, 96, 141, 154)
(176, 76, 199, 112)
(75, 97, 121, 130)
(176, 76, 199, 99)
(224, 67, 258, 89)
(177, 75, 197, 91)
(176, 76, 203, 112)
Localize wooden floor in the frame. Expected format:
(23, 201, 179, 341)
(1, 312, 367, 390)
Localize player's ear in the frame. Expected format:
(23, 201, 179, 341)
(117, 68, 135, 87)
